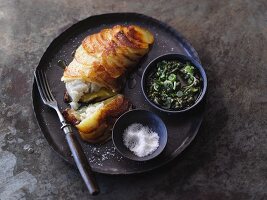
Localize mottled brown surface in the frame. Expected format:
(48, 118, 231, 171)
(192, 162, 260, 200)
(0, 0, 266, 199)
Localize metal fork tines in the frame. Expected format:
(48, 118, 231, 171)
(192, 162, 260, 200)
(34, 69, 99, 195)
(34, 70, 57, 107)
(34, 70, 65, 123)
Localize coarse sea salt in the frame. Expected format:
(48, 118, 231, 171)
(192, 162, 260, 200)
(123, 123, 159, 157)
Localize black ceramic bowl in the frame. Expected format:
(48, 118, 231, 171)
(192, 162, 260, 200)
(141, 53, 207, 113)
(112, 110, 168, 161)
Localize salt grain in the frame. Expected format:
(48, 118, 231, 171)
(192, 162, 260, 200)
(123, 123, 159, 157)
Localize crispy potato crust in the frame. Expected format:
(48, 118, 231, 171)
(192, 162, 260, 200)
(62, 25, 153, 143)
(63, 95, 131, 143)
(62, 25, 154, 91)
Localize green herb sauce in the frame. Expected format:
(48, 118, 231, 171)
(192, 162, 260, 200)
(146, 60, 202, 110)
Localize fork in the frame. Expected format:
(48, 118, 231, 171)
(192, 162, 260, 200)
(34, 70, 100, 195)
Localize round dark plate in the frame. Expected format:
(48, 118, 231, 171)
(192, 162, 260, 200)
(32, 12, 205, 174)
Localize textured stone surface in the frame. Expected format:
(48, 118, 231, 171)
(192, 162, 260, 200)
(0, 0, 266, 199)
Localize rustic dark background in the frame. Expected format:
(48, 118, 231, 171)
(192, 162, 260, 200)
(0, 0, 266, 199)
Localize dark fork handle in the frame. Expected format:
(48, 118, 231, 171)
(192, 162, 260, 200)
(65, 131, 100, 195)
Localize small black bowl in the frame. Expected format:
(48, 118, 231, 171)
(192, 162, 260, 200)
(112, 110, 167, 161)
(141, 53, 207, 114)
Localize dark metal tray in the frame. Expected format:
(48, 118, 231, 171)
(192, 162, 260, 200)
(32, 13, 205, 174)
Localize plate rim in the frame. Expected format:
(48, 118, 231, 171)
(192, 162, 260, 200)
(31, 12, 204, 175)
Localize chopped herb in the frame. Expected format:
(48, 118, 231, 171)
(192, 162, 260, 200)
(146, 60, 202, 110)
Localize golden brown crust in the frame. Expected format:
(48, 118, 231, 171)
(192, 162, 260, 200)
(62, 25, 154, 91)
(62, 108, 81, 125)
(61, 25, 153, 143)
(87, 63, 121, 91)
(63, 95, 131, 143)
